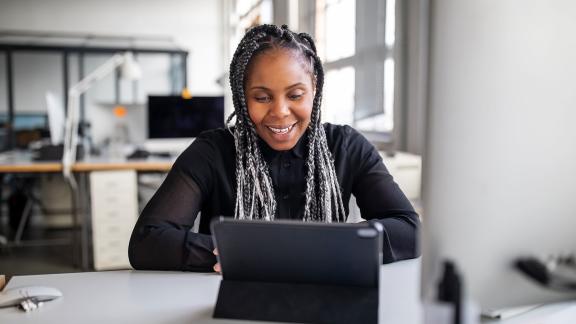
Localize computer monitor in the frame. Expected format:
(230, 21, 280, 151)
(0, 113, 49, 149)
(145, 95, 225, 154)
(0, 113, 48, 131)
(421, 0, 576, 314)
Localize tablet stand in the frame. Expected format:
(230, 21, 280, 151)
(213, 279, 378, 324)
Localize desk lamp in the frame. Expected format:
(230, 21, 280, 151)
(62, 52, 141, 180)
(60, 52, 141, 270)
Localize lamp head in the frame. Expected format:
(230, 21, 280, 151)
(120, 52, 142, 80)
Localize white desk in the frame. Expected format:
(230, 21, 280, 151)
(3, 258, 576, 324)
(1, 260, 422, 324)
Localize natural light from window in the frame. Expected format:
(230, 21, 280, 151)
(323, 67, 355, 125)
(324, 0, 355, 62)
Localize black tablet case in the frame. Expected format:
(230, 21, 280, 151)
(211, 219, 382, 324)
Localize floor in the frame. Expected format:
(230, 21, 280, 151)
(0, 227, 80, 278)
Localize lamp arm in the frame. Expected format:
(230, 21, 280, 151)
(62, 53, 127, 179)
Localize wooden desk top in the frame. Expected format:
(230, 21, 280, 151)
(72, 160, 173, 172)
(0, 152, 173, 173)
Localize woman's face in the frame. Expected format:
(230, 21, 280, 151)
(245, 48, 315, 151)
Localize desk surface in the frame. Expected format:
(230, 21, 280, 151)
(0, 151, 173, 173)
(1, 260, 422, 324)
(2, 258, 576, 324)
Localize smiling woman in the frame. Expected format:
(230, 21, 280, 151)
(128, 24, 420, 272)
(245, 49, 314, 151)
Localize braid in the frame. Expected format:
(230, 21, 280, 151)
(229, 24, 346, 223)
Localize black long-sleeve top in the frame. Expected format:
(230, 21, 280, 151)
(128, 123, 420, 271)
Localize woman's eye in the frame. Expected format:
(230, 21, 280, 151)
(255, 96, 270, 103)
(289, 93, 303, 100)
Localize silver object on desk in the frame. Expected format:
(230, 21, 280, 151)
(0, 286, 62, 312)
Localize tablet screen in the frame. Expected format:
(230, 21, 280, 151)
(211, 219, 382, 287)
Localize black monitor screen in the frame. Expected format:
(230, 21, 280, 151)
(0, 113, 48, 130)
(147, 96, 225, 139)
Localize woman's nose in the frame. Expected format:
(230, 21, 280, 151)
(270, 98, 290, 117)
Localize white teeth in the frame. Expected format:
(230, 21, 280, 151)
(267, 124, 294, 134)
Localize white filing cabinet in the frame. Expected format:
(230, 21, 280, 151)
(348, 151, 422, 222)
(380, 151, 422, 202)
(90, 170, 138, 270)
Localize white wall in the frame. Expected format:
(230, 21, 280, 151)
(0, 0, 225, 144)
(422, 0, 576, 309)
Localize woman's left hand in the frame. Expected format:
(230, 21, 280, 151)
(213, 248, 221, 273)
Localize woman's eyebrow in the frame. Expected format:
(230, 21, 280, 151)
(248, 83, 305, 91)
(285, 82, 305, 90)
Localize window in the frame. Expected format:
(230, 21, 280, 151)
(225, 0, 401, 145)
(323, 67, 355, 125)
(323, 0, 355, 62)
(309, 0, 397, 139)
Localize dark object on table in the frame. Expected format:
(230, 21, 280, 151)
(31, 144, 84, 161)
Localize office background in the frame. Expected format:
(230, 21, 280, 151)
(1, 0, 575, 321)
(0, 0, 427, 276)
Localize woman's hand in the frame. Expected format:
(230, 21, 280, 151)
(213, 248, 221, 273)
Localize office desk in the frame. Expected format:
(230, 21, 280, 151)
(0, 151, 174, 270)
(0, 151, 173, 173)
(2, 259, 576, 323)
(1, 259, 421, 324)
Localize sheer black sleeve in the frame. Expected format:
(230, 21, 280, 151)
(128, 161, 217, 272)
(347, 128, 421, 263)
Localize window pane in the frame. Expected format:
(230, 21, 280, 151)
(382, 57, 395, 131)
(385, 0, 396, 47)
(355, 58, 394, 132)
(324, 0, 355, 61)
(322, 67, 355, 125)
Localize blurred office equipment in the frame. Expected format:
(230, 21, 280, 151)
(45, 92, 65, 146)
(63, 51, 142, 179)
(90, 170, 138, 270)
(0, 114, 49, 150)
(26, 92, 69, 161)
(421, 0, 576, 319)
(59, 52, 141, 271)
(0, 31, 189, 152)
(144, 95, 225, 155)
(0, 32, 189, 273)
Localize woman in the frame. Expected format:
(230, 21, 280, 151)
(128, 24, 419, 272)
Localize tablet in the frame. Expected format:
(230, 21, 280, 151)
(211, 218, 383, 287)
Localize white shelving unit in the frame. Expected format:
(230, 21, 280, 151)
(89, 170, 138, 270)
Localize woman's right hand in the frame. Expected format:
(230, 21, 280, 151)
(213, 248, 221, 273)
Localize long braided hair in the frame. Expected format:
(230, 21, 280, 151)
(227, 24, 346, 223)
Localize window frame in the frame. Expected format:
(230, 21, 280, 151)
(299, 0, 402, 151)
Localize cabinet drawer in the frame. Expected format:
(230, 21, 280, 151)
(90, 170, 137, 195)
(93, 234, 130, 251)
(90, 170, 139, 270)
(92, 223, 134, 241)
(93, 236, 131, 270)
(93, 248, 131, 270)
(91, 193, 137, 211)
(94, 253, 131, 271)
(92, 205, 138, 224)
